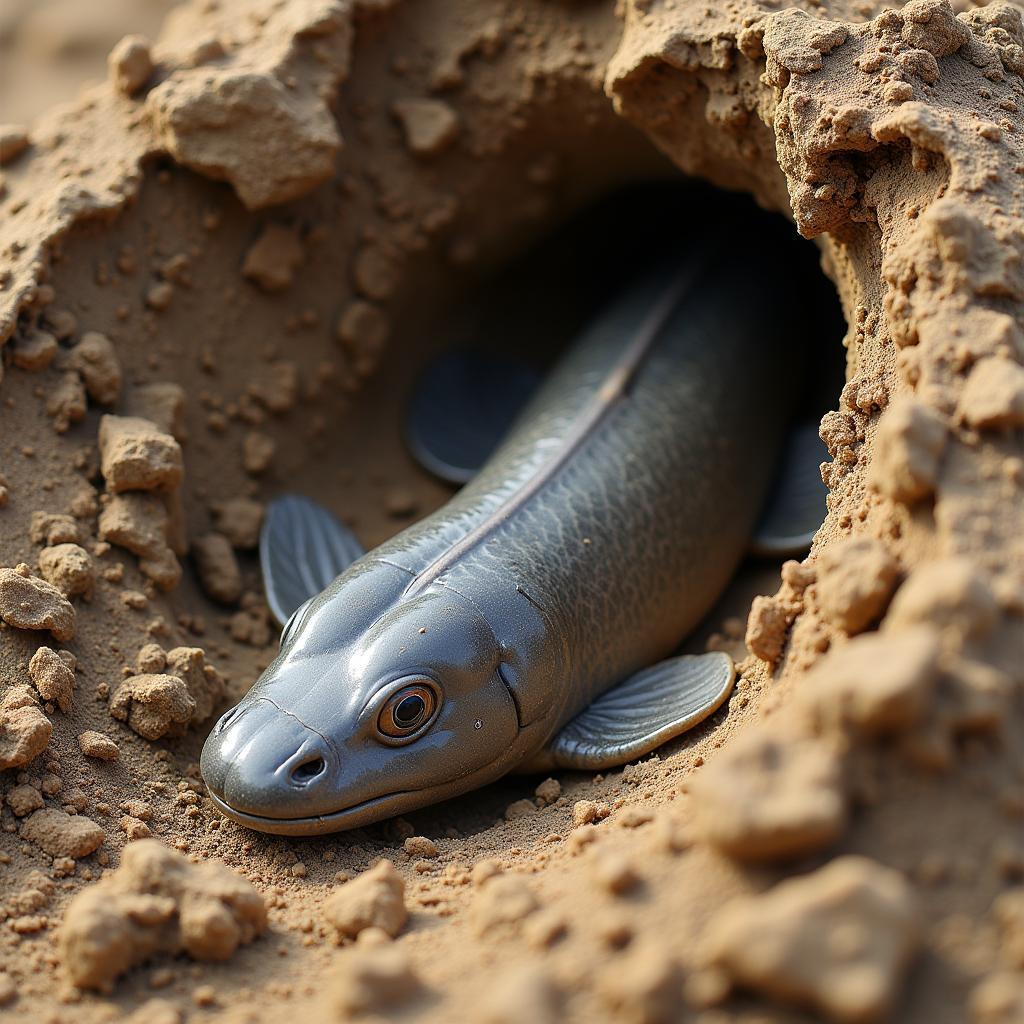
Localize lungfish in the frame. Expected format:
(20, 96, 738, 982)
(200, 249, 821, 835)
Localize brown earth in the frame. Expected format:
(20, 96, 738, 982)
(0, 1, 1022, 1022)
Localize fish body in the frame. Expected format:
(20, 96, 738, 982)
(201, 252, 806, 835)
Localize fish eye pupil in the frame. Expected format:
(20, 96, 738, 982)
(395, 694, 425, 726)
(378, 682, 437, 739)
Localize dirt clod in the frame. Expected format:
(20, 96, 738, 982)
(323, 860, 408, 942)
(28, 645, 76, 712)
(0, 564, 76, 641)
(21, 808, 104, 859)
(708, 856, 920, 1023)
(59, 838, 267, 990)
(78, 729, 120, 760)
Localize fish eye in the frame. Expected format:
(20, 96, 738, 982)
(377, 681, 438, 739)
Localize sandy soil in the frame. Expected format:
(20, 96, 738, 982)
(0, 1, 1022, 1022)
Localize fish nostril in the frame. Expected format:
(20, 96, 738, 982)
(215, 706, 242, 734)
(290, 755, 327, 785)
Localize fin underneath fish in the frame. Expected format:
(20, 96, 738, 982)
(260, 495, 365, 625)
(750, 421, 829, 558)
(406, 351, 827, 554)
(404, 350, 541, 485)
(522, 651, 736, 772)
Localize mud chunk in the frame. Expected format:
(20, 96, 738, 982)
(164, 646, 223, 724)
(108, 35, 154, 96)
(247, 360, 299, 414)
(901, 0, 970, 57)
(404, 835, 439, 859)
(816, 537, 901, 635)
(535, 778, 561, 805)
(60, 839, 267, 990)
(39, 543, 95, 599)
(476, 963, 563, 1024)
(868, 397, 947, 504)
(46, 372, 87, 433)
(692, 728, 846, 861)
(45, 307, 78, 341)
(68, 332, 123, 406)
(98, 493, 181, 591)
(0, 686, 51, 769)
(746, 594, 791, 663)
(147, 70, 339, 209)
(211, 498, 264, 549)
(21, 809, 104, 859)
(505, 797, 536, 821)
(325, 946, 424, 1017)
(229, 605, 272, 647)
(598, 942, 683, 1024)
(572, 799, 610, 826)
(801, 626, 941, 737)
(392, 98, 460, 157)
(885, 558, 998, 643)
(146, 281, 174, 311)
(7, 783, 44, 817)
(959, 358, 1024, 430)
(12, 330, 57, 371)
(28, 646, 76, 712)
(336, 300, 390, 377)
(324, 860, 407, 941)
(136, 643, 167, 673)
(353, 244, 399, 301)
(708, 856, 920, 1023)
(969, 972, 1024, 1024)
(99, 415, 183, 494)
(78, 730, 120, 761)
(242, 431, 275, 475)
(30, 512, 80, 546)
(242, 224, 304, 292)
(125, 382, 187, 442)
(109, 674, 196, 740)
(0, 124, 29, 165)
(192, 533, 242, 605)
(994, 889, 1024, 967)
(121, 816, 152, 841)
(471, 875, 539, 936)
(0, 565, 76, 641)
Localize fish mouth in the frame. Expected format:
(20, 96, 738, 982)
(207, 757, 512, 837)
(208, 788, 420, 836)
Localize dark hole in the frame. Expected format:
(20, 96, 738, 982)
(291, 756, 326, 783)
(395, 694, 426, 726)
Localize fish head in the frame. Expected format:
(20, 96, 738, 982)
(201, 585, 521, 834)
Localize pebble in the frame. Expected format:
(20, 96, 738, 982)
(404, 835, 439, 859)
(108, 35, 154, 96)
(322, 860, 408, 941)
(79, 730, 120, 761)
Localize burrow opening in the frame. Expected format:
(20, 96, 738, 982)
(242, 179, 847, 841)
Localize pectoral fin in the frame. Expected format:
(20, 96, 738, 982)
(533, 652, 735, 772)
(751, 421, 828, 558)
(260, 495, 365, 625)
(405, 350, 541, 485)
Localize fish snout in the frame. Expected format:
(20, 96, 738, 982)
(201, 698, 340, 820)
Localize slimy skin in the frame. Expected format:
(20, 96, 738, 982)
(201, 252, 805, 835)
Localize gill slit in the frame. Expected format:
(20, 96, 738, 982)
(403, 268, 694, 597)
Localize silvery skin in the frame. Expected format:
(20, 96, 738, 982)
(201, 252, 812, 835)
